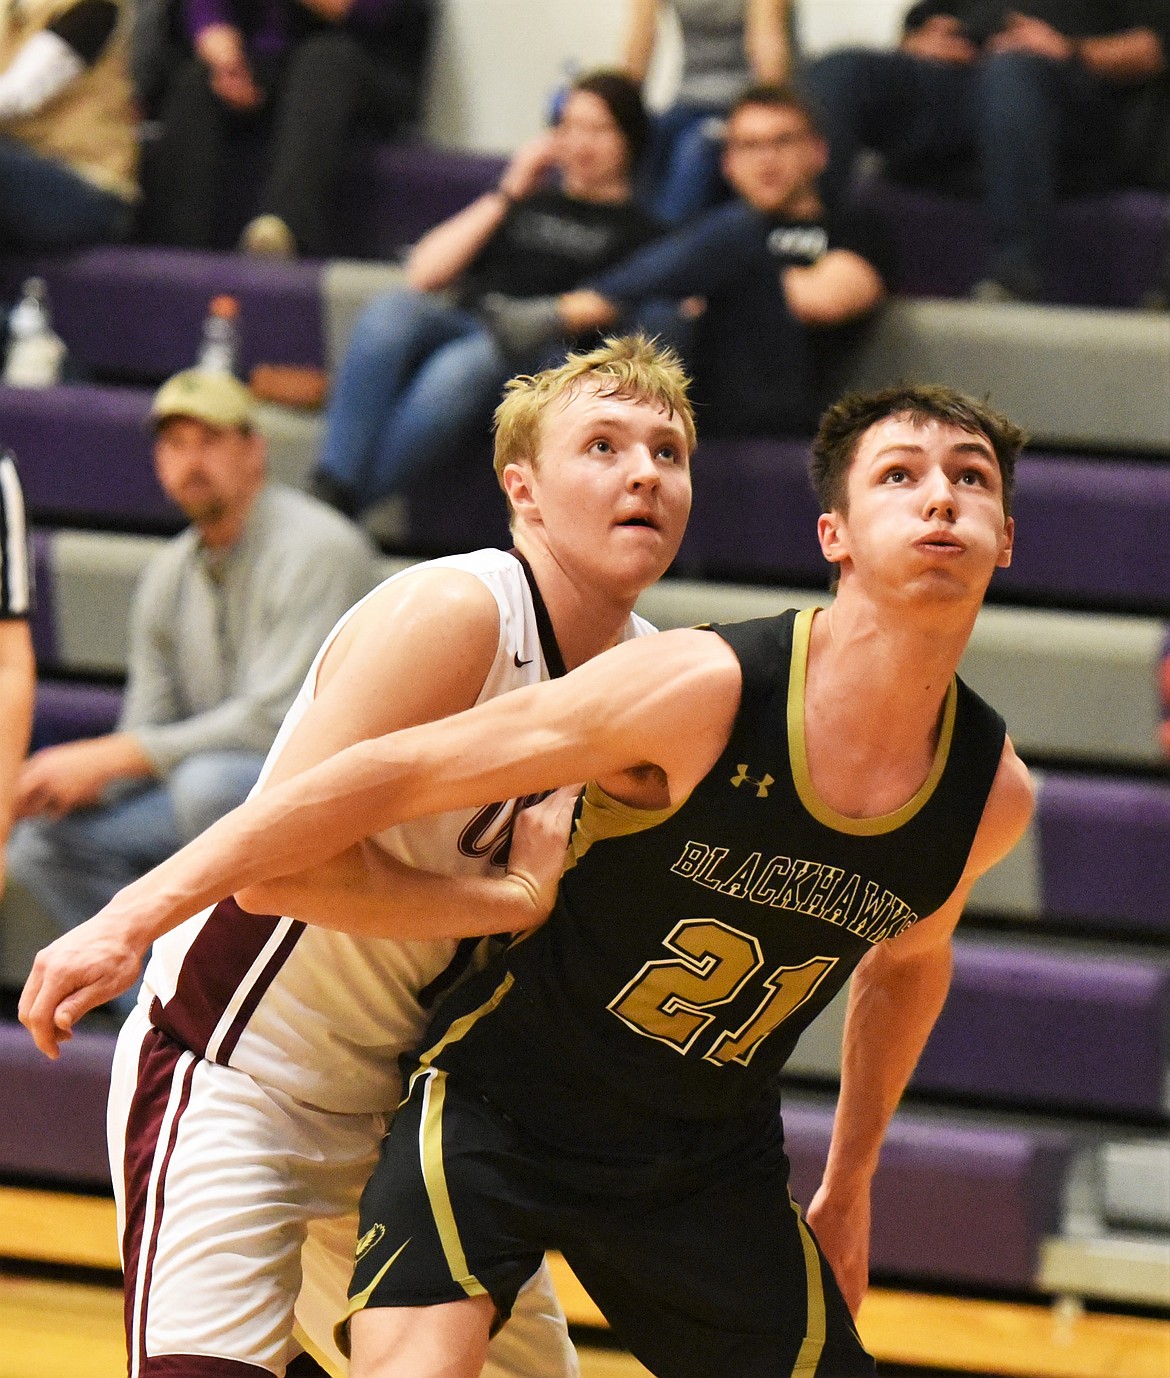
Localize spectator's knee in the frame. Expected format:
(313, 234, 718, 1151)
(167, 753, 264, 842)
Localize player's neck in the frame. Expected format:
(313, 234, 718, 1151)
(514, 538, 641, 669)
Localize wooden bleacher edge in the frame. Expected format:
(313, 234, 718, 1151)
(1, 1187, 1166, 1378)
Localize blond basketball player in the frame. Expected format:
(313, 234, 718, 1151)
(22, 336, 695, 1377)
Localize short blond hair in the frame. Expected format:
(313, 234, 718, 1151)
(492, 336, 696, 517)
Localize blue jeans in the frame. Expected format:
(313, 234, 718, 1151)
(316, 288, 515, 513)
(803, 47, 1127, 291)
(0, 137, 134, 249)
(643, 103, 730, 224)
(6, 751, 265, 1010)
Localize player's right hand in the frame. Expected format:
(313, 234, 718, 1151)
(506, 785, 582, 926)
(19, 914, 144, 1059)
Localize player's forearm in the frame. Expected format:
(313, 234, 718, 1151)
(820, 942, 952, 1197)
(237, 841, 550, 939)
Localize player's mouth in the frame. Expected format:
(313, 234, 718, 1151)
(615, 513, 659, 531)
(915, 531, 965, 554)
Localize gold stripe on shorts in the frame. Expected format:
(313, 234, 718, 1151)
(419, 1067, 487, 1298)
(789, 1194, 827, 1375)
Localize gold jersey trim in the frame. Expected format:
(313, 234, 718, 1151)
(420, 1068, 488, 1298)
(565, 779, 685, 871)
(787, 607, 957, 837)
(789, 1194, 827, 1375)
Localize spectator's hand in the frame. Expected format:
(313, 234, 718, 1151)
(196, 23, 264, 110)
(15, 736, 149, 820)
(498, 131, 559, 202)
(504, 785, 581, 927)
(479, 293, 565, 363)
(806, 1181, 871, 1319)
(987, 12, 1075, 61)
(19, 911, 147, 1058)
(901, 14, 979, 64)
(558, 289, 619, 334)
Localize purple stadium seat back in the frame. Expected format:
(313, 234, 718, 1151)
(854, 178, 1170, 308)
(0, 248, 323, 381)
(335, 143, 508, 259)
(28, 529, 56, 666)
(1037, 774, 1170, 934)
(33, 681, 124, 750)
(783, 1103, 1072, 1288)
(914, 942, 1170, 1114)
(0, 384, 177, 526)
(0, 1023, 115, 1186)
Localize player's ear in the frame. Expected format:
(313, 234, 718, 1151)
(817, 510, 849, 568)
(996, 515, 1014, 568)
(502, 460, 539, 519)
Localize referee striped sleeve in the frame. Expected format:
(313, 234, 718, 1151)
(0, 452, 33, 617)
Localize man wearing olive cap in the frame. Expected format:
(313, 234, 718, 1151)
(4, 368, 377, 992)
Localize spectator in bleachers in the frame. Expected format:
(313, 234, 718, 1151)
(149, 0, 431, 257)
(3, 370, 377, 976)
(1159, 626, 1170, 755)
(801, 2, 1170, 302)
(500, 84, 889, 442)
(0, 455, 35, 898)
(308, 69, 665, 524)
(624, 0, 795, 222)
(0, 0, 138, 249)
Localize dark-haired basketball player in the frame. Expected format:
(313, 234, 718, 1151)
(28, 382, 1032, 1378)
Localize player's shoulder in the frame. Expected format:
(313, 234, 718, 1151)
(970, 736, 1034, 876)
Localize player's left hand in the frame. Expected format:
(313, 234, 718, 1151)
(505, 785, 582, 926)
(806, 1182, 871, 1318)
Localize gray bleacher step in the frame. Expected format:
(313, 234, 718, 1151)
(1039, 1233, 1170, 1307)
(1104, 1141, 1170, 1232)
(844, 298, 1170, 454)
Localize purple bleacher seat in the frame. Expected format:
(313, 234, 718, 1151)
(0, 248, 323, 383)
(28, 529, 55, 666)
(997, 454, 1170, 607)
(0, 384, 177, 527)
(335, 142, 507, 260)
(783, 1102, 1072, 1288)
(0, 1022, 115, 1186)
(913, 941, 1170, 1115)
(854, 177, 1170, 308)
(32, 681, 124, 751)
(401, 442, 511, 556)
(670, 438, 1170, 607)
(1037, 774, 1170, 935)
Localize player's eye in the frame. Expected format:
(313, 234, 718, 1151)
(657, 445, 680, 463)
(881, 467, 908, 484)
(591, 438, 613, 454)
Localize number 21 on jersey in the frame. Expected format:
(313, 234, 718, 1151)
(608, 918, 837, 1067)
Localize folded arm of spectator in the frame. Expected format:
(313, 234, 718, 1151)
(900, 13, 979, 64)
(783, 249, 886, 326)
(406, 131, 558, 292)
(1075, 27, 1166, 82)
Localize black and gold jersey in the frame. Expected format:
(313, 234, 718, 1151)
(425, 607, 1005, 1137)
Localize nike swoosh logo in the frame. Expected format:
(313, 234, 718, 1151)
(514, 652, 533, 668)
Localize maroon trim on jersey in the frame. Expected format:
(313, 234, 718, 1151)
(122, 1027, 196, 1375)
(215, 919, 306, 1065)
(142, 1358, 274, 1375)
(150, 897, 303, 1059)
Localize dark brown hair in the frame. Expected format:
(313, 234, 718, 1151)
(567, 70, 650, 167)
(810, 382, 1027, 516)
(726, 83, 823, 136)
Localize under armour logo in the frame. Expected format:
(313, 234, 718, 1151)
(731, 764, 774, 798)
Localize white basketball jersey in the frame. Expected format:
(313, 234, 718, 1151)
(142, 549, 655, 1113)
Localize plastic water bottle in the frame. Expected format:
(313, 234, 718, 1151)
(196, 294, 241, 375)
(4, 277, 66, 388)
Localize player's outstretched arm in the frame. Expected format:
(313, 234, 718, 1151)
(236, 785, 582, 938)
(18, 569, 504, 1056)
(20, 627, 738, 1056)
(806, 740, 1034, 1315)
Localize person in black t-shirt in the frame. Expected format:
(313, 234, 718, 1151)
(308, 69, 664, 523)
(528, 84, 890, 439)
(803, 1, 1170, 300)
